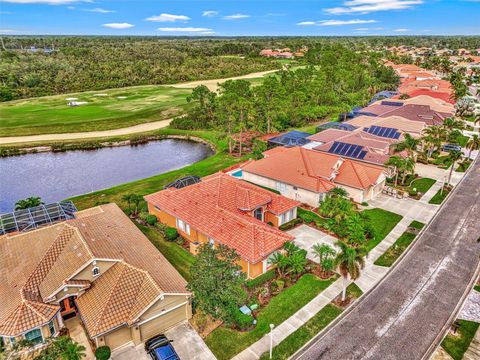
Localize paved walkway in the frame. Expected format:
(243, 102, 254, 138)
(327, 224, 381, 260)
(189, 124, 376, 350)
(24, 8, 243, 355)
(293, 157, 480, 360)
(463, 326, 480, 360)
(232, 277, 348, 360)
(64, 317, 95, 360)
(415, 163, 463, 185)
(458, 288, 480, 323)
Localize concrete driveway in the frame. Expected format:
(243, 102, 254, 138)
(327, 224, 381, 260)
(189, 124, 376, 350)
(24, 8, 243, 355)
(288, 225, 338, 263)
(112, 322, 215, 360)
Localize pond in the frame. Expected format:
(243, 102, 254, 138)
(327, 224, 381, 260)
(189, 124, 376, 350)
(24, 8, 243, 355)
(0, 139, 214, 213)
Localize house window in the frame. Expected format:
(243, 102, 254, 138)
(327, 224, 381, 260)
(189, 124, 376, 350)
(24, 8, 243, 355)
(24, 328, 43, 345)
(208, 238, 215, 247)
(48, 320, 55, 337)
(9, 337, 15, 346)
(92, 266, 100, 277)
(176, 219, 191, 235)
(275, 182, 288, 193)
(253, 207, 263, 221)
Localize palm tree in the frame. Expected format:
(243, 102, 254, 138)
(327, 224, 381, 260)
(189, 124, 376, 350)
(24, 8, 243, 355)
(385, 156, 415, 186)
(121, 193, 133, 212)
(446, 150, 463, 184)
(15, 196, 43, 210)
(442, 118, 465, 132)
(313, 243, 336, 276)
(393, 133, 420, 157)
(334, 241, 366, 302)
(268, 252, 288, 277)
(466, 134, 480, 159)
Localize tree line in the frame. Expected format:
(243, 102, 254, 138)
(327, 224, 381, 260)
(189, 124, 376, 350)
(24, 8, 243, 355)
(171, 44, 399, 148)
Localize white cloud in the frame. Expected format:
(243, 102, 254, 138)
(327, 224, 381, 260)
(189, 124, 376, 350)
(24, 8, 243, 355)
(202, 10, 218, 17)
(1, 0, 90, 4)
(223, 13, 250, 20)
(145, 13, 190, 22)
(297, 19, 378, 26)
(355, 27, 384, 31)
(102, 23, 134, 29)
(157, 27, 213, 32)
(393, 28, 410, 32)
(82, 7, 115, 13)
(325, 0, 423, 15)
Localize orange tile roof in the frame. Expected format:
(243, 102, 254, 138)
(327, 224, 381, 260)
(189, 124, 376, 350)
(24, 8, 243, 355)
(0, 204, 188, 337)
(242, 147, 385, 192)
(145, 173, 298, 263)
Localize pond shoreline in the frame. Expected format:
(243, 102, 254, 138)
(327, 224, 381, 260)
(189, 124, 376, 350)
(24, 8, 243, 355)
(0, 134, 216, 158)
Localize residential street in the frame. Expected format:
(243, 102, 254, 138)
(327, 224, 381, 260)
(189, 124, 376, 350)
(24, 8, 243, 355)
(293, 157, 480, 360)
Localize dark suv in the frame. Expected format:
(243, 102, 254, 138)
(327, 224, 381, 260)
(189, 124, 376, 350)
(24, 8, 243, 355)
(145, 335, 179, 360)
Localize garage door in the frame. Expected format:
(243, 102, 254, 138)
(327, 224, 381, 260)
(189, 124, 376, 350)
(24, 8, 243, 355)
(140, 304, 186, 341)
(105, 326, 132, 351)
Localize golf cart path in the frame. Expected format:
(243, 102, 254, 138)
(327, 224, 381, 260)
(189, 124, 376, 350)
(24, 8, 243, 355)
(0, 69, 277, 145)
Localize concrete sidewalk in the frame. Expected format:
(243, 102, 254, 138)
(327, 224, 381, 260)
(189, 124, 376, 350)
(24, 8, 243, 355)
(232, 277, 348, 360)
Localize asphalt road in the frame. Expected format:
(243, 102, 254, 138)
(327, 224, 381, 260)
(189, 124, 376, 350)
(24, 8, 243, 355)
(293, 158, 480, 360)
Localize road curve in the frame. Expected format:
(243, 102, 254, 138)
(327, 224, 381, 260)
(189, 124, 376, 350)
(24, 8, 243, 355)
(293, 157, 480, 360)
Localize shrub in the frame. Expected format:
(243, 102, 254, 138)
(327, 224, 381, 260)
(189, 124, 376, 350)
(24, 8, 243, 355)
(232, 311, 253, 330)
(279, 218, 302, 231)
(165, 227, 178, 241)
(245, 269, 276, 289)
(176, 237, 185, 246)
(361, 202, 369, 206)
(298, 210, 317, 224)
(145, 214, 158, 226)
(138, 212, 149, 221)
(271, 279, 285, 293)
(155, 222, 166, 231)
(95, 346, 111, 360)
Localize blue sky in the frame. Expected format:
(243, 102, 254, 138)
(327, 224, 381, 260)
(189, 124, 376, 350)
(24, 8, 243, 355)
(0, 0, 479, 36)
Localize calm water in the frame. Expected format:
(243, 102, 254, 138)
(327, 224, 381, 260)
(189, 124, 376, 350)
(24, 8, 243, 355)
(0, 139, 213, 213)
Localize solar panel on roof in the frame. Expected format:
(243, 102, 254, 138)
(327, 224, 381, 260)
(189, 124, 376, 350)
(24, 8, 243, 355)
(365, 126, 401, 139)
(328, 141, 367, 160)
(380, 101, 404, 107)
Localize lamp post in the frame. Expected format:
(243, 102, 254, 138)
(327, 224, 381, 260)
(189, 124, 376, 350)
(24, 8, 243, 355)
(269, 323, 275, 359)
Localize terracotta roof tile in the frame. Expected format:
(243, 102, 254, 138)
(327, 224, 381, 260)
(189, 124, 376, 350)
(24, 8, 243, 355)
(145, 173, 298, 263)
(242, 147, 385, 192)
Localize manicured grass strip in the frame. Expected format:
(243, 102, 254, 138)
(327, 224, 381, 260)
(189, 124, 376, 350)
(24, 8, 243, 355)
(258, 304, 343, 360)
(362, 208, 403, 251)
(429, 187, 450, 205)
(456, 160, 472, 173)
(441, 320, 480, 360)
(374, 221, 425, 267)
(137, 224, 195, 282)
(409, 220, 425, 230)
(205, 274, 337, 360)
(410, 178, 436, 195)
(374, 232, 416, 267)
(258, 284, 363, 360)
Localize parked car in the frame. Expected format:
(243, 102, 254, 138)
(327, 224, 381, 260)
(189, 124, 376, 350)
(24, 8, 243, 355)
(145, 335, 179, 360)
(442, 144, 462, 152)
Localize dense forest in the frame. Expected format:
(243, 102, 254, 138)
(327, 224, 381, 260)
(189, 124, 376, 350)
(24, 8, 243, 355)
(0, 36, 478, 101)
(171, 44, 400, 144)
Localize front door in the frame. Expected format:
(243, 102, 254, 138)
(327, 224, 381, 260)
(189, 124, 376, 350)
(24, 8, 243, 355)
(60, 296, 77, 319)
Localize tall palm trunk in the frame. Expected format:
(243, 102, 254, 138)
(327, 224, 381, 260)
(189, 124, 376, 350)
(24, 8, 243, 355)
(341, 276, 348, 302)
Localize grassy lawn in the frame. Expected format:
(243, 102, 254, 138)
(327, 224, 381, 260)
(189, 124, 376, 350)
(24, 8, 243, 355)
(361, 208, 403, 251)
(0, 85, 192, 137)
(428, 187, 451, 205)
(205, 274, 337, 360)
(138, 224, 195, 282)
(441, 320, 480, 360)
(374, 221, 425, 267)
(258, 304, 343, 360)
(456, 159, 472, 172)
(409, 178, 436, 195)
(474, 285, 480, 292)
(258, 284, 362, 360)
